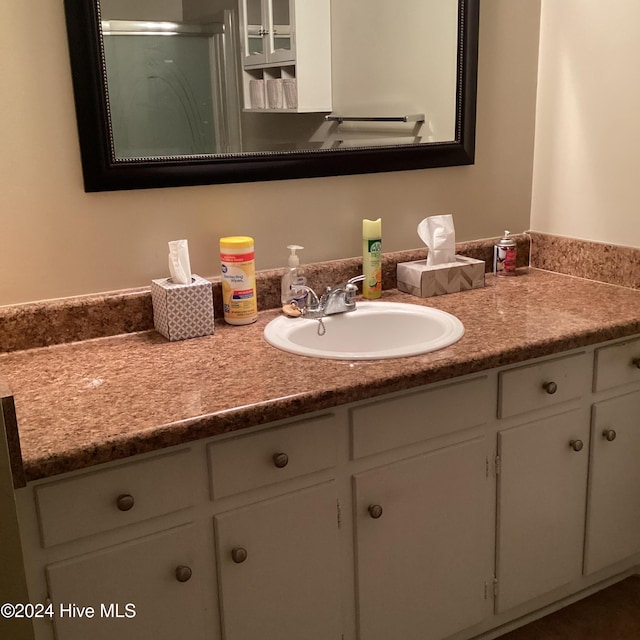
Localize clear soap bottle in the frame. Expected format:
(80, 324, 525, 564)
(281, 245, 307, 305)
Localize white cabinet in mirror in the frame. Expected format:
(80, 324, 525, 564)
(239, 0, 332, 114)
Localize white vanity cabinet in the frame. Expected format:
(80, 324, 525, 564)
(13, 336, 640, 640)
(586, 391, 640, 574)
(238, 0, 332, 112)
(214, 483, 340, 640)
(22, 449, 210, 640)
(208, 414, 342, 640)
(354, 437, 494, 640)
(350, 376, 495, 640)
(585, 338, 640, 575)
(495, 353, 592, 613)
(496, 408, 590, 613)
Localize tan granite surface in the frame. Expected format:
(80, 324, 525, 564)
(0, 289, 154, 353)
(2, 268, 640, 486)
(529, 232, 640, 289)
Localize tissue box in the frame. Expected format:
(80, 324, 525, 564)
(397, 255, 485, 298)
(151, 274, 215, 341)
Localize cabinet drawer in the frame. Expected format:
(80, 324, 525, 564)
(593, 337, 640, 392)
(498, 352, 589, 418)
(208, 414, 337, 499)
(35, 449, 193, 548)
(350, 376, 492, 459)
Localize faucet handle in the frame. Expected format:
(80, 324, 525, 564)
(345, 282, 359, 305)
(346, 274, 366, 286)
(344, 275, 365, 304)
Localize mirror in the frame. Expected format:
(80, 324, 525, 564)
(63, 0, 479, 191)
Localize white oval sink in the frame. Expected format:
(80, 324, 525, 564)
(263, 301, 464, 360)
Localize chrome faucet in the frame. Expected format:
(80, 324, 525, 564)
(291, 275, 366, 318)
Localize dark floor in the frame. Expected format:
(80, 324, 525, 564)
(498, 576, 640, 639)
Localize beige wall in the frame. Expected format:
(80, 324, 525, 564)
(531, 1, 640, 247)
(0, 0, 540, 306)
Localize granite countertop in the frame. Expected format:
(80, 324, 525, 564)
(2, 268, 640, 486)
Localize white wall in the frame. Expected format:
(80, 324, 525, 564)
(531, 0, 640, 247)
(331, 0, 458, 143)
(183, 0, 234, 22)
(0, 0, 540, 306)
(101, 0, 183, 21)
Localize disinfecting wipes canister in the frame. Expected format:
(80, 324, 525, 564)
(219, 236, 258, 325)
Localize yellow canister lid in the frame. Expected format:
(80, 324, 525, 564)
(220, 236, 254, 249)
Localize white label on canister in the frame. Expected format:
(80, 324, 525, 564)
(220, 251, 257, 321)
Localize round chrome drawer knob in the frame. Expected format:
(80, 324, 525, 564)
(368, 504, 383, 519)
(542, 381, 558, 395)
(175, 566, 192, 583)
(272, 452, 289, 469)
(116, 494, 135, 512)
(231, 547, 248, 564)
(569, 439, 584, 452)
(602, 429, 617, 442)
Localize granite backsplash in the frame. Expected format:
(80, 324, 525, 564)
(0, 235, 530, 353)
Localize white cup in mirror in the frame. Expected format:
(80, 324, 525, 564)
(267, 79, 284, 110)
(249, 79, 266, 109)
(283, 79, 297, 110)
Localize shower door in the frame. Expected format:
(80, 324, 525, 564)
(102, 19, 241, 159)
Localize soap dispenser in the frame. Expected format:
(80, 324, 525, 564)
(281, 245, 307, 305)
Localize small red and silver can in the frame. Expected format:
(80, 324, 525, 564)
(493, 230, 517, 276)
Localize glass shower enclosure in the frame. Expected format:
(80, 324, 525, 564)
(101, 12, 241, 159)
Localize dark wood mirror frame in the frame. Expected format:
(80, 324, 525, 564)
(63, 0, 479, 192)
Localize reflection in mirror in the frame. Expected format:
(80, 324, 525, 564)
(63, 0, 479, 190)
(101, 17, 242, 157)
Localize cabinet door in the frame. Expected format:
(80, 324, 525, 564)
(586, 391, 640, 574)
(240, 0, 294, 66)
(240, 0, 267, 65)
(354, 437, 494, 640)
(266, 0, 294, 63)
(496, 409, 589, 613)
(215, 482, 340, 640)
(46, 524, 207, 640)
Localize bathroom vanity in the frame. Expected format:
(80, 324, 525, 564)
(2, 268, 640, 640)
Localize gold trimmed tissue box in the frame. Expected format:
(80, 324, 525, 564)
(397, 255, 485, 298)
(151, 274, 215, 341)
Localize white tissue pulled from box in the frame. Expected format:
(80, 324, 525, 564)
(419, 214, 457, 266)
(168, 239, 192, 285)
